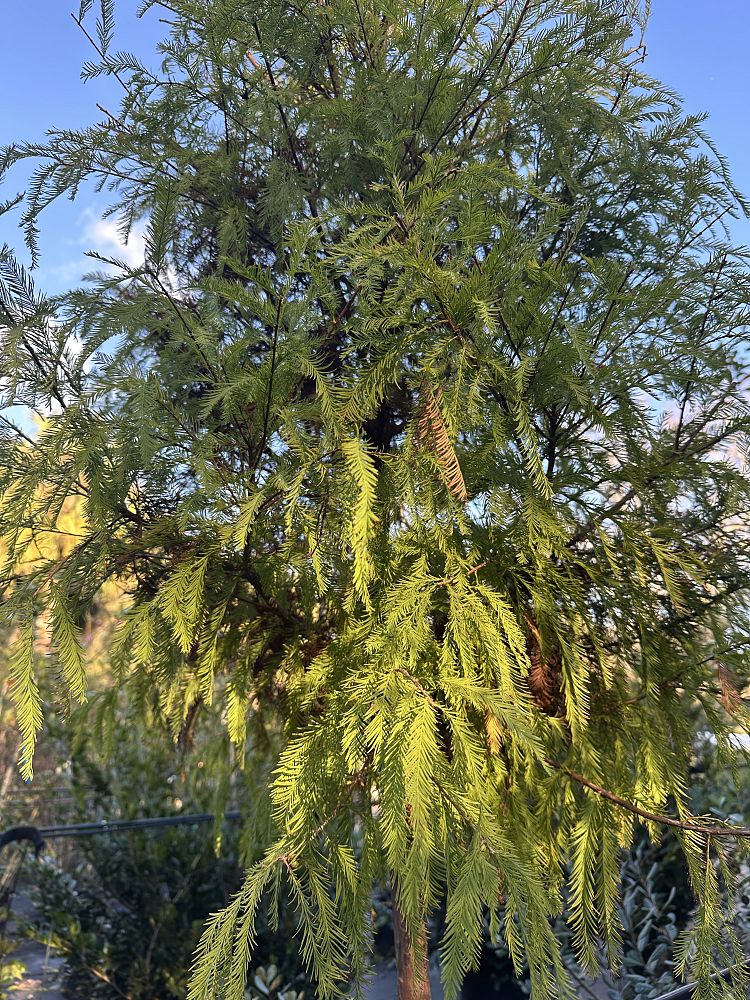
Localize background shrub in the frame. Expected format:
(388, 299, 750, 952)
(24, 712, 311, 1000)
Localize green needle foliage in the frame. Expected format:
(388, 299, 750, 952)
(3, 1, 750, 997)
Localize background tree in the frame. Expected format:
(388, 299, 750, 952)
(3, 1, 750, 998)
(0, 479, 123, 806)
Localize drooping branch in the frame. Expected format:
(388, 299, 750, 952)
(556, 763, 750, 839)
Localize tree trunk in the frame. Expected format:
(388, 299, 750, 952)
(393, 899, 432, 1000)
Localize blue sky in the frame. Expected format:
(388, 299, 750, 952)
(1, 1, 749, 294)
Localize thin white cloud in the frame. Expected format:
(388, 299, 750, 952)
(79, 209, 146, 269)
(78, 208, 179, 290)
(40, 209, 147, 291)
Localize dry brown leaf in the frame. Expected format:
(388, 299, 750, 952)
(417, 383, 468, 502)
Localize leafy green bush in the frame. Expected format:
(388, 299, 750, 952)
(598, 836, 685, 999)
(245, 965, 306, 1000)
(0, 940, 24, 1000)
(27, 711, 311, 1000)
(32, 828, 238, 999)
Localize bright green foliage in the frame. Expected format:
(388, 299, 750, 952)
(5, 610, 39, 781)
(3, 0, 750, 997)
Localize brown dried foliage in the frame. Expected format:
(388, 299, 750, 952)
(526, 618, 564, 717)
(417, 383, 468, 502)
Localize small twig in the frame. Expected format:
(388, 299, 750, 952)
(439, 561, 488, 586)
(556, 763, 750, 839)
(96, 103, 125, 129)
(253, 20, 305, 175)
(70, 13, 128, 91)
(254, 293, 283, 472)
(328, 283, 362, 336)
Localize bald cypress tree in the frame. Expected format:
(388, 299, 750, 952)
(3, 1, 750, 998)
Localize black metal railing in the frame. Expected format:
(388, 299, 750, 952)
(33, 810, 241, 840)
(0, 812, 242, 935)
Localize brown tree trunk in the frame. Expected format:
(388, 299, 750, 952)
(393, 899, 432, 1000)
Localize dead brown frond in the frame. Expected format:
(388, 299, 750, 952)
(718, 662, 741, 713)
(417, 383, 468, 502)
(525, 616, 564, 717)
